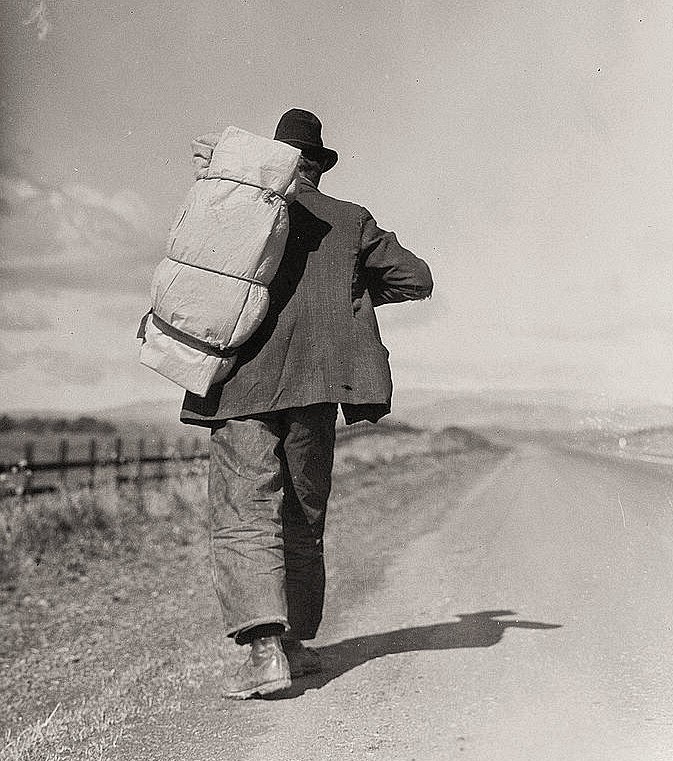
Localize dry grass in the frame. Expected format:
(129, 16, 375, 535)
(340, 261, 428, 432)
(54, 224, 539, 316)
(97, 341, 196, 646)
(0, 424, 485, 586)
(1, 647, 229, 761)
(0, 462, 209, 585)
(0, 425, 503, 761)
(0, 472, 212, 761)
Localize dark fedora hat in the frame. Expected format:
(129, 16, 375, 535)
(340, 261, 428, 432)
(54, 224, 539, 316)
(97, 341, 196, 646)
(274, 109, 338, 172)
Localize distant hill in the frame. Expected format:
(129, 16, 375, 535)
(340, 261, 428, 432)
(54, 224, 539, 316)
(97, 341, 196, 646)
(388, 388, 673, 433)
(4, 389, 672, 471)
(91, 388, 673, 438)
(0, 399, 200, 465)
(96, 397, 205, 444)
(0, 414, 117, 435)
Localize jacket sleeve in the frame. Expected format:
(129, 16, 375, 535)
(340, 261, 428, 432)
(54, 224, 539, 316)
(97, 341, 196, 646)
(359, 209, 434, 306)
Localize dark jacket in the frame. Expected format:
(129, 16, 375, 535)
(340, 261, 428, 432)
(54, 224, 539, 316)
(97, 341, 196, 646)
(180, 178, 433, 426)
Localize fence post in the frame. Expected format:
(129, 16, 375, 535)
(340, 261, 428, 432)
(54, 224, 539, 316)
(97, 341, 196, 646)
(88, 438, 97, 490)
(114, 437, 123, 488)
(22, 441, 35, 499)
(58, 439, 69, 489)
(136, 438, 145, 485)
(157, 437, 166, 482)
(136, 438, 147, 513)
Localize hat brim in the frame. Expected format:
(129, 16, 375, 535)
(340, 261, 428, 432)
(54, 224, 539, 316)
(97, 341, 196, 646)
(277, 139, 338, 172)
(319, 148, 338, 172)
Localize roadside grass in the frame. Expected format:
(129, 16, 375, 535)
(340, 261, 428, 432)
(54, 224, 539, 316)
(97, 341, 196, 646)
(0, 425, 504, 761)
(0, 464, 208, 586)
(0, 423, 482, 586)
(1, 488, 134, 583)
(0, 470, 212, 761)
(1, 649, 233, 761)
(1, 647, 227, 761)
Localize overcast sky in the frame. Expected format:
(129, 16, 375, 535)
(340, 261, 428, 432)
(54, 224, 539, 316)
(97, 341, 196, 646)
(1, 0, 672, 412)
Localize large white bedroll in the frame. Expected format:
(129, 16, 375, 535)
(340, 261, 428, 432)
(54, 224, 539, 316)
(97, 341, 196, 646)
(139, 127, 300, 395)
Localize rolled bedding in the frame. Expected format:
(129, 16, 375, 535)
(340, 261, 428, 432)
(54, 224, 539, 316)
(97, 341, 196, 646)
(139, 126, 300, 395)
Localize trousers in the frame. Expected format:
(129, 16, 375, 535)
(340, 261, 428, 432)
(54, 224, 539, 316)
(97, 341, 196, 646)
(208, 403, 338, 644)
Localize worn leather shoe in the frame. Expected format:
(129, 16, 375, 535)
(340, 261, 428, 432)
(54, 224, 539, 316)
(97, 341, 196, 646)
(223, 636, 291, 699)
(281, 636, 322, 677)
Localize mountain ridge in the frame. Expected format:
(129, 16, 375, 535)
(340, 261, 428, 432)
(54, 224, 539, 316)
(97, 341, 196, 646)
(6, 388, 673, 437)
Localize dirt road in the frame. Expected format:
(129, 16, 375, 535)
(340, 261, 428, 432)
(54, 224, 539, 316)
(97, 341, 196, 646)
(119, 437, 673, 760)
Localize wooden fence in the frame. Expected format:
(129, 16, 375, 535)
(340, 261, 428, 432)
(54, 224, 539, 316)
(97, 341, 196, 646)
(0, 421, 413, 500)
(0, 436, 208, 499)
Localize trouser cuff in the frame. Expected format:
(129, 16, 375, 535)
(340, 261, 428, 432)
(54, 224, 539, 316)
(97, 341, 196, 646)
(228, 617, 289, 645)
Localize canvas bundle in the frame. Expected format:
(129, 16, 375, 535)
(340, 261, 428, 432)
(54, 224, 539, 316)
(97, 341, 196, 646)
(139, 126, 300, 395)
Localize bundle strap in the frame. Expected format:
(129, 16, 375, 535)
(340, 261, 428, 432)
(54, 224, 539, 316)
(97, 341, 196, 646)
(150, 311, 239, 359)
(197, 175, 289, 203)
(166, 256, 265, 286)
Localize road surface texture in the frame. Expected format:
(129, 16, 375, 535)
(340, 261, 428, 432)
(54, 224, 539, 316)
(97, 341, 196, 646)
(118, 436, 673, 760)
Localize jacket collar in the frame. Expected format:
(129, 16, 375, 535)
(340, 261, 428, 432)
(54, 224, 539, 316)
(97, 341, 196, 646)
(297, 176, 318, 193)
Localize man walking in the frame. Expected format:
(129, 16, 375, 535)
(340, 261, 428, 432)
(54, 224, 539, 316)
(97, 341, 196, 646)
(181, 109, 433, 698)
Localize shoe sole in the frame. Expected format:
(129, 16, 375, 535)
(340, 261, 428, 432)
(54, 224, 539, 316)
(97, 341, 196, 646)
(224, 677, 291, 700)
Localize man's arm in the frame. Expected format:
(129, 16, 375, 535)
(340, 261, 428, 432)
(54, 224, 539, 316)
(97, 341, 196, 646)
(359, 210, 433, 306)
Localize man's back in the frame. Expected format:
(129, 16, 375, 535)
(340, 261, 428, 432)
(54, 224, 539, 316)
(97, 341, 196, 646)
(181, 177, 432, 426)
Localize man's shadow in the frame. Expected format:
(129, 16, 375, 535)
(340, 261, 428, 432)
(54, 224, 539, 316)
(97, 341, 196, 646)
(268, 610, 561, 699)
